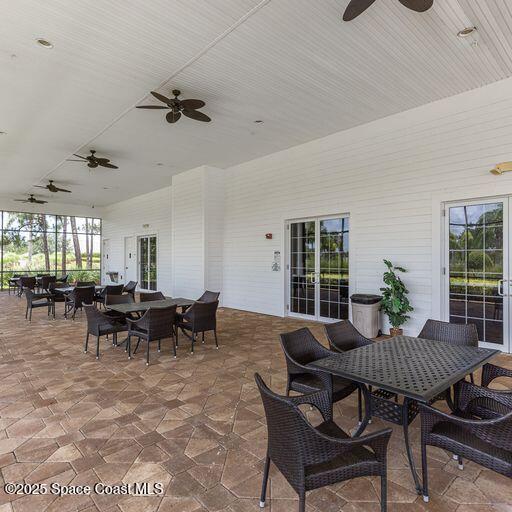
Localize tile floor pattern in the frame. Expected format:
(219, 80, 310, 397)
(0, 294, 510, 512)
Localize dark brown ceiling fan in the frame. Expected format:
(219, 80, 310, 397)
(343, 0, 433, 21)
(15, 194, 48, 204)
(67, 150, 119, 169)
(136, 89, 211, 124)
(34, 180, 71, 193)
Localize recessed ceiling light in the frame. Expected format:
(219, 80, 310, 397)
(254, 120, 264, 124)
(0, 131, 6, 135)
(457, 26, 477, 38)
(156, 162, 163, 166)
(36, 38, 54, 49)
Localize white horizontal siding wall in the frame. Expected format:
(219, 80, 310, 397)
(101, 186, 172, 294)
(171, 168, 205, 299)
(222, 77, 512, 335)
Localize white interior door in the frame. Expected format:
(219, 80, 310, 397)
(287, 216, 350, 321)
(445, 198, 510, 352)
(124, 236, 137, 284)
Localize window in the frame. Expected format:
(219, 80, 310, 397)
(1, 211, 101, 288)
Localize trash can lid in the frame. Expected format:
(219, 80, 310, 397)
(350, 294, 382, 305)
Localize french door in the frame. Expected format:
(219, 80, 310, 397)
(445, 198, 510, 352)
(287, 215, 350, 321)
(139, 235, 157, 291)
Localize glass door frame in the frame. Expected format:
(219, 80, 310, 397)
(138, 234, 158, 291)
(286, 214, 351, 323)
(442, 196, 510, 352)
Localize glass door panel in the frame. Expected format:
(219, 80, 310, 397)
(447, 200, 508, 350)
(289, 216, 349, 321)
(139, 235, 157, 291)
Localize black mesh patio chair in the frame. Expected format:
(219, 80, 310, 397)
(420, 380, 512, 503)
(76, 280, 96, 287)
(140, 291, 165, 302)
(84, 304, 128, 359)
(40, 275, 56, 292)
(419, 319, 479, 384)
(48, 281, 66, 311)
(280, 327, 360, 419)
(65, 286, 95, 319)
(175, 300, 219, 354)
(104, 293, 135, 323)
(25, 289, 54, 321)
(127, 305, 177, 365)
(198, 290, 220, 302)
(95, 284, 124, 308)
(255, 373, 392, 512)
(8, 274, 22, 295)
(122, 280, 137, 300)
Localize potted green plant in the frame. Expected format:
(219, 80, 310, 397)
(380, 259, 413, 337)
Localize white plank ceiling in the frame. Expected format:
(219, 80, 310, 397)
(0, 0, 511, 207)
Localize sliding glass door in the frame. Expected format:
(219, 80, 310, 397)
(139, 235, 157, 291)
(288, 216, 349, 321)
(445, 198, 509, 351)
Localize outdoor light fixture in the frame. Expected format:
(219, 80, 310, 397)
(490, 162, 512, 175)
(36, 38, 54, 49)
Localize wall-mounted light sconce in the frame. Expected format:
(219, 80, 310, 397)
(265, 233, 273, 239)
(490, 162, 512, 175)
(142, 223, 150, 228)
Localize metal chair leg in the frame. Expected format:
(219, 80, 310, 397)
(191, 332, 195, 354)
(381, 474, 387, 511)
(84, 333, 89, 353)
(146, 340, 150, 365)
(134, 338, 141, 354)
(298, 493, 306, 512)
(357, 387, 363, 424)
(127, 335, 132, 359)
(96, 335, 100, 360)
(158, 339, 161, 352)
(202, 332, 205, 344)
(421, 440, 429, 502)
(214, 329, 219, 349)
(259, 454, 270, 508)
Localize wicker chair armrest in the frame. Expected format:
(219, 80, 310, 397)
(127, 309, 150, 331)
(482, 363, 512, 387)
(456, 380, 512, 413)
(287, 389, 333, 422)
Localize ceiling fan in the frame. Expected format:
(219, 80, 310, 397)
(67, 150, 119, 169)
(136, 89, 211, 124)
(343, 0, 433, 21)
(34, 180, 71, 193)
(15, 194, 48, 205)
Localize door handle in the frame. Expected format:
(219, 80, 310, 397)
(498, 279, 508, 296)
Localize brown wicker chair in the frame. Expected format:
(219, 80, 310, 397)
(104, 293, 135, 323)
(140, 291, 165, 302)
(255, 373, 392, 512)
(25, 289, 54, 321)
(8, 274, 23, 295)
(324, 320, 373, 352)
(84, 304, 128, 359)
(419, 319, 479, 384)
(65, 286, 95, 319)
(420, 380, 512, 503)
(198, 290, 220, 302)
(76, 280, 96, 287)
(324, 320, 375, 422)
(280, 327, 359, 417)
(175, 300, 219, 354)
(127, 305, 177, 364)
(19, 276, 36, 297)
(96, 284, 124, 308)
(40, 275, 56, 292)
(122, 280, 137, 300)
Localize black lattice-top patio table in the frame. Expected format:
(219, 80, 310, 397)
(309, 335, 499, 497)
(106, 297, 194, 314)
(310, 335, 498, 402)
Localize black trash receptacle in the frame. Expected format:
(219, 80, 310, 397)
(350, 294, 382, 338)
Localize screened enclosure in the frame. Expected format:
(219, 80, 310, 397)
(1, 211, 101, 288)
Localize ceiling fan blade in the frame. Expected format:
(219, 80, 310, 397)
(182, 109, 211, 122)
(180, 99, 205, 110)
(343, 0, 378, 20)
(67, 159, 87, 162)
(95, 158, 111, 163)
(14, 199, 29, 202)
(34, 200, 48, 204)
(166, 111, 182, 124)
(34, 185, 47, 189)
(150, 91, 172, 105)
(397, 0, 433, 12)
(100, 163, 119, 169)
(55, 187, 72, 193)
(136, 105, 169, 109)
(72, 154, 88, 160)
